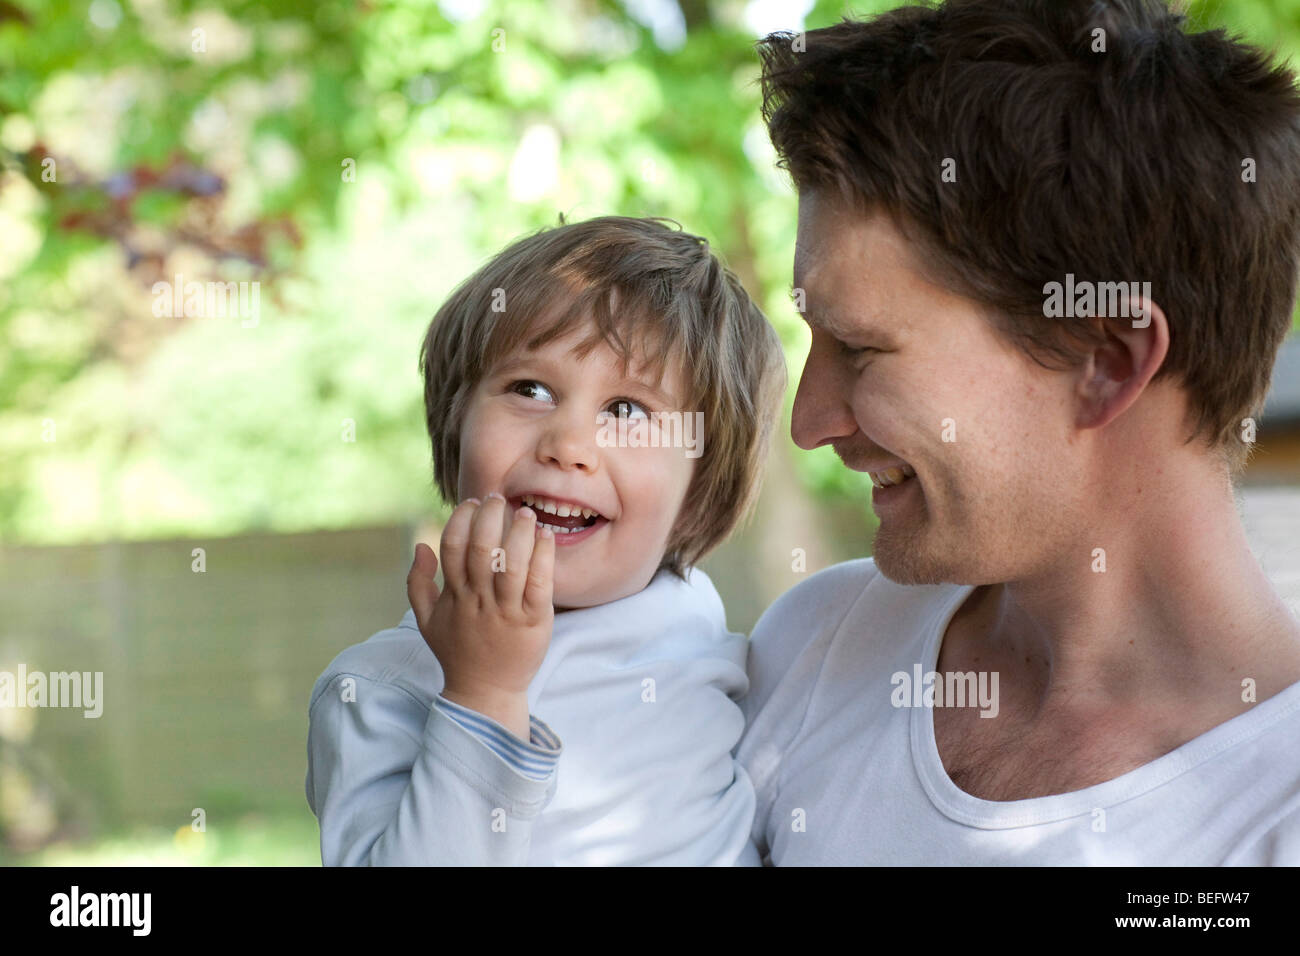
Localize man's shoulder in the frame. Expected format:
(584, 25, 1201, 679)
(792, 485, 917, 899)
(747, 557, 974, 680)
(1233, 790, 1300, 865)
(750, 557, 897, 649)
(746, 558, 883, 688)
(307, 608, 439, 713)
(758, 554, 878, 618)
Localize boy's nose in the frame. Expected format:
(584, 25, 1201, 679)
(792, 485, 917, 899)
(536, 410, 600, 473)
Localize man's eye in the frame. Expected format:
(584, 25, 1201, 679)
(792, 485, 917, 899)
(510, 380, 555, 403)
(838, 340, 878, 358)
(606, 398, 648, 419)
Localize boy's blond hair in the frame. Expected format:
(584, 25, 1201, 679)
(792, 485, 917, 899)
(419, 216, 787, 577)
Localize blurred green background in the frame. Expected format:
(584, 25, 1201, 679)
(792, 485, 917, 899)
(2, 0, 1299, 865)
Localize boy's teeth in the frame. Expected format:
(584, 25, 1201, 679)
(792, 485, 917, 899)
(519, 494, 599, 519)
(537, 520, 585, 534)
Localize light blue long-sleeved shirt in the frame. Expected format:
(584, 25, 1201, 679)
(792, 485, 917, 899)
(306, 567, 760, 865)
(434, 695, 560, 780)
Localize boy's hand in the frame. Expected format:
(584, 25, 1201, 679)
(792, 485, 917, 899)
(406, 494, 555, 740)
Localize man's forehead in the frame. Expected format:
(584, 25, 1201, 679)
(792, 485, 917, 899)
(794, 199, 935, 330)
(792, 193, 835, 289)
(794, 195, 878, 298)
(792, 235, 838, 317)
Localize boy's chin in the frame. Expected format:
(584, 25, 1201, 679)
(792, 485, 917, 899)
(552, 589, 609, 612)
(551, 578, 595, 612)
(552, 575, 643, 612)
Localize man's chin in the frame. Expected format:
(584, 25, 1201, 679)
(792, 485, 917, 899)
(870, 535, 951, 587)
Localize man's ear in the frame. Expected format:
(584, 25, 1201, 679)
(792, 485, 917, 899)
(1073, 296, 1171, 432)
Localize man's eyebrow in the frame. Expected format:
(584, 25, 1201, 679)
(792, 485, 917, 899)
(790, 283, 877, 340)
(789, 282, 836, 329)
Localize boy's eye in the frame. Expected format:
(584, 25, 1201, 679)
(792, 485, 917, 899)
(510, 380, 555, 404)
(606, 398, 648, 419)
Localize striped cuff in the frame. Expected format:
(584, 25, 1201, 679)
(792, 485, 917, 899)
(433, 695, 562, 781)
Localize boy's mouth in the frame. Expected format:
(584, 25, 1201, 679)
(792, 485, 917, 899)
(511, 493, 607, 536)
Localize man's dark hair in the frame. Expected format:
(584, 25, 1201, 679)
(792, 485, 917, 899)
(758, 0, 1300, 472)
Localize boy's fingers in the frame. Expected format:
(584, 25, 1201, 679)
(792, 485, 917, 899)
(406, 542, 441, 627)
(439, 499, 479, 595)
(523, 525, 555, 616)
(465, 494, 507, 602)
(496, 506, 538, 608)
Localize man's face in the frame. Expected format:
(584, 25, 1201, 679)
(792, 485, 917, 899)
(456, 317, 696, 609)
(791, 191, 1085, 586)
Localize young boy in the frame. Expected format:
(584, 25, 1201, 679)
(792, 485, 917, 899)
(305, 216, 786, 865)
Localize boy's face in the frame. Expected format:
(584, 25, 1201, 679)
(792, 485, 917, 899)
(456, 316, 696, 609)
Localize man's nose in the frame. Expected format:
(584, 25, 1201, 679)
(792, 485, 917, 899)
(537, 406, 600, 473)
(790, 340, 859, 451)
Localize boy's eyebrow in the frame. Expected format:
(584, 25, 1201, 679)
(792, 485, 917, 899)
(490, 354, 680, 407)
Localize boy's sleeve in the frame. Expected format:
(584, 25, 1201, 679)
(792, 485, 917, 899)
(433, 696, 561, 780)
(306, 672, 562, 866)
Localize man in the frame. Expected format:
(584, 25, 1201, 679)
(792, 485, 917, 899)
(736, 0, 1300, 864)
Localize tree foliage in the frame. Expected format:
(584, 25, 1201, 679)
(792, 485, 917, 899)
(1, 0, 1297, 542)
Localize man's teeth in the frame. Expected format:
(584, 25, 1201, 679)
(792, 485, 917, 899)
(869, 464, 916, 488)
(521, 494, 599, 520)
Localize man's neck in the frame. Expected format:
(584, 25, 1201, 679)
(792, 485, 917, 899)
(945, 458, 1300, 722)
(933, 456, 1300, 800)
